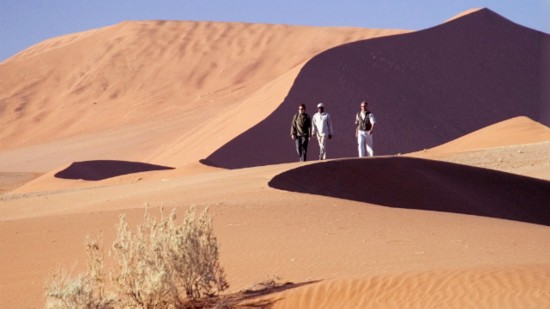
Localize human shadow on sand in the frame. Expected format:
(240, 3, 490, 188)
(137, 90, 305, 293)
(268, 157, 550, 226)
(54, 160, 174, 181)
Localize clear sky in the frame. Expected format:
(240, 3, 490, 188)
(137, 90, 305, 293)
(1, 0, 549, 62)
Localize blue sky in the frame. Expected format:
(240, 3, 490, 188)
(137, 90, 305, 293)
(1, 0, 549, 62)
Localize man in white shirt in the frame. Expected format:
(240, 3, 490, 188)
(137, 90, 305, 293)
(311, 102, 333, 160)
(355, 100, 376, 157)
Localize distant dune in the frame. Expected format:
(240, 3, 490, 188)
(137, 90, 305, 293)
(0, 21, 405, 172)
(207, 8, 550, 168)
(414, 116, 550, 154)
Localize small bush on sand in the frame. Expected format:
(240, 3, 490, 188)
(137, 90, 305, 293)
(45, 236, 116, 308)
(45, 207, 228, 308)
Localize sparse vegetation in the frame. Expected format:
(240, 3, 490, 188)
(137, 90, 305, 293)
(45, 207, 228, 308)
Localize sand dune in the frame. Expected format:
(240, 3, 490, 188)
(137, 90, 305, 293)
(253, 265, 550, 308)
(206, 8, 550, 168)
(0, 21, 405, 173)
(409, 116, 550, 181)
(2, 153, 549, 307)
(0, 172, 40, 194)
(415, 116, 550, 154)
(269, 156, 550, 225)
(1, 8, 550, 309)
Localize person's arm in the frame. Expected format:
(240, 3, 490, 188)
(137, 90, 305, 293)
(290, 114, 297, 139)
(327, 113, 333, 138)
(355, 113, 359, 137)
(311, 115, 317, 136)
(369, 114, 376, 135)
(306, 115, 312, 138)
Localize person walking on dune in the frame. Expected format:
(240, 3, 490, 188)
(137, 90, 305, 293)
(355, 99, 376, 157)
(290, 104, 312, 162)
(311, 102, 333, 160)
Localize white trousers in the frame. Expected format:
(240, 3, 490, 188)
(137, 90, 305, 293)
(317, 134, 328, 160)
(358, 130, 373, 157)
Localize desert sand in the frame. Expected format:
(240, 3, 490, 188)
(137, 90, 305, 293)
(1, 8, 549, 308)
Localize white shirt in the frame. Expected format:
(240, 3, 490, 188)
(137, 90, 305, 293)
(312, 112, 333, 136)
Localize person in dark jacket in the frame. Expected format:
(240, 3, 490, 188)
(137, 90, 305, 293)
(290, 104, 312, 162)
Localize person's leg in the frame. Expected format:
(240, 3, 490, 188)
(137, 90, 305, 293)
(302, 136, 309, 161)
(317, 135, 326, 160)
(358, 131, 366, 157)
(319, 135, 327, 160)
(295, 138, 302, 161)
(366, 133, 374, 157)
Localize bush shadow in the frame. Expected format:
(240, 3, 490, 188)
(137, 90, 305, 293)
(195, 280, 320, 308)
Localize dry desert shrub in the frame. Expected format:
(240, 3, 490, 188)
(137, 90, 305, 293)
(45, 207, 228, 308)
(45, 236, 117, 308)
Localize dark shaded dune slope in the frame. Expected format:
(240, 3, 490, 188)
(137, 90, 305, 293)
(55, 160, 174, 181)
(268, 157, 550, 226)
(206, 9, 550, 169)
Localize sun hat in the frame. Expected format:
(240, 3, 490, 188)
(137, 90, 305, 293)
(317, 102, 324, 108)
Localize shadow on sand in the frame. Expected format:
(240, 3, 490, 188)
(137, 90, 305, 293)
(189, 280, 319, 308)
(54, 160, 174, 181)
(268, 157, 550, 226)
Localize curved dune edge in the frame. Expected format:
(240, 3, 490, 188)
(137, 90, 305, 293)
(0, 21, 407, 173)
(0, 172, 41, 194)
(247, 264, 550, 308)
(445, 7, 484, 22)
(411, 116, 550, 155)
(268, 156, 550, 225)
(408, 116, 550, 181)
(205, 8, 550, 169)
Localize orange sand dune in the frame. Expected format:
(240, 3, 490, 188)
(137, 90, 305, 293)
(1, 8, 550, 309)
(410, 116, 550, 180)
(2, 115, 549, 307)
(255, 265, 550, 308)
(2, 152, 550, 307)
(206, 8, 550, 168)
(416, 116, 550, 154)
(269, 156, 550, 225)
(0, 21, 406, 173)
(0, 172, 40, 194)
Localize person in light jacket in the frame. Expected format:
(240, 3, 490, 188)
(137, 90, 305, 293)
(311, 102, 333, 160)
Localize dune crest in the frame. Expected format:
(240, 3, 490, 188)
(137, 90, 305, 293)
(414, 116, 550, 154)
(269, 156, 550, 225)
(409, 116, 550, 180)
(0, 21, 406, 173)
(206, 8, 550, 168)
(445, 7, 483, 22)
